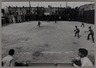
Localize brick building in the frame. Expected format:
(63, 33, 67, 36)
(79, 3, 95, 24)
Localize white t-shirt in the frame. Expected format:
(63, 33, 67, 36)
(81, 57, 93, 66)
(2, 55, 14, 67)
(73, 57, 93, 67)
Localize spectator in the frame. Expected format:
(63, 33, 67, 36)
(72, 48, 93, 67)
(2, 49, 15, 67)
(12, 15, 16, 23)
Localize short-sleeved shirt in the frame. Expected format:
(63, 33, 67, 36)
(2, 55, 14, 67)
(81, 57, 93, 66)
(73, 57, 93, 67)
(89, 29, 94, 35)
(75, 28, 80, 33)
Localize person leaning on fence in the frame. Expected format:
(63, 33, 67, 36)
(72, 48, 93, 67)
(2, 49, 15, 67)
(85, 26, 94, 43)
(74, 25, 80, 38)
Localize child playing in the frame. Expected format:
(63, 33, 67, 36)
(72, 48, 93, 67)
(55, 20, 57, 23)
(74, 25, 80, 38)
(2, 49, 15, 67)
(37, 21, 41, 27)
(85, 26, 94, 43)
(81, 22, 85, 27)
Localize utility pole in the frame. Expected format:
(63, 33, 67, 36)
(60, 4, 62, 8)
(66, 1, 67, 8)
(28, 1, 31, 21)
(73, 3, 74, 8)
(29, 1, 31, 13)
(29, 1, 31, 7)
(37, 3, 39, 21)
(37, 3, 39, 7)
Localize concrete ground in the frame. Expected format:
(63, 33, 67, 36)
(2, 21, 95, 64)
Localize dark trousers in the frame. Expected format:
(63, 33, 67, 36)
(81, 24, 84, 27)
(75, 32, 80, 38)
(87, 33, 94, 43)
(37, 24, 40, 27)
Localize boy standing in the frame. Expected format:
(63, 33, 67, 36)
(74, 25, 80, 38)
(87, 26, 94, 43)
(81, 22, 85, 27)
(37, 21, 41, 27)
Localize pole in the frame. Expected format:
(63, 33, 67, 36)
(60, 4, 61, 8)
(66, 1, 67, 8)
(37, 3, 39, 7)
(73, 3, 74, 8)
(37, 3, 39, 21)
(29, 1, 31, 7)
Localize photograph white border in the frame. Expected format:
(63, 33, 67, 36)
(0, 0, 95, 68)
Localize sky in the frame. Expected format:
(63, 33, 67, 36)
(2, 2, 94, 8)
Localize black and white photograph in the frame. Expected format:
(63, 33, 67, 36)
(1, 0, 95, 67)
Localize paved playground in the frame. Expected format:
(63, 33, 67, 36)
(2, 21, 95, 64)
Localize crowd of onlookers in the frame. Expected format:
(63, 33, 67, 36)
(1, 6, 79, 24)
(1, 5, 94, 26)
